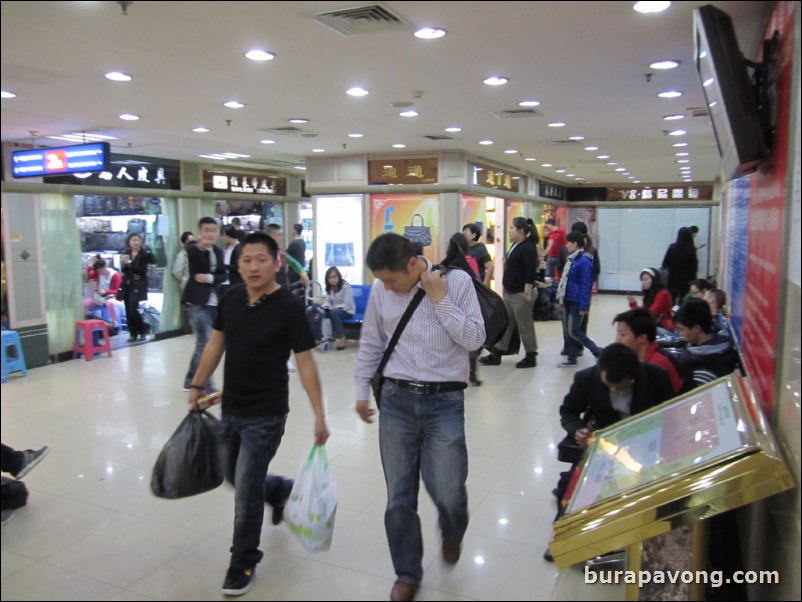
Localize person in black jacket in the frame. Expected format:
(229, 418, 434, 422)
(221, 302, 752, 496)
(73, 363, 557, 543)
(120, 232, 156, 342)
(548, 344, 674, 535)
(480, 217, 539, 368)
(662, 227, 698, 303)
(182, 217, 227, 393)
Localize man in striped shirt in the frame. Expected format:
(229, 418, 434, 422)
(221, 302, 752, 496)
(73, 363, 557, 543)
(355, 234, 484, 602)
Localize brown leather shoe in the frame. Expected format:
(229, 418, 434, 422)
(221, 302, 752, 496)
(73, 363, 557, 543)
(442, 540, 461, 564)
(390, 579, 419, 601)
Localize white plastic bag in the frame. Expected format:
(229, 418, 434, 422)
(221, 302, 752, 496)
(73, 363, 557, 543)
(285, 445, 337, 551)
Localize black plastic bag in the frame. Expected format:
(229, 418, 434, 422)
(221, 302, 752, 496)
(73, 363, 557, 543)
(151, 411, 224, 499)
(1, 476, 28, 510)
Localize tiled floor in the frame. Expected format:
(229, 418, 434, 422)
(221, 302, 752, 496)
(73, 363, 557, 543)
(1, 295, 628, 601)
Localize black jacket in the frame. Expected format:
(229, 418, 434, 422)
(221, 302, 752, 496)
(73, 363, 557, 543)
(182, 242, 226, 306)
(121, 248, 155, 303)
(502, 240, 538, 294)
(559, 362, 674, 437)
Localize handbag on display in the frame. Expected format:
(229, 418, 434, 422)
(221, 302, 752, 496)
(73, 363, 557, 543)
(371, 289, 425, 408)
(404, 214, 432, 247)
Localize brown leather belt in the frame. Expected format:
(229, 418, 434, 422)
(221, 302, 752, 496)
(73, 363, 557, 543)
(386, 378, 467, 395)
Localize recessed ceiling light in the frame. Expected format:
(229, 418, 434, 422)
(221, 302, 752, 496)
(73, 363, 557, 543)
(568, 136, 585, 141)
(478, 140, 494, 145)
(414, 27, 446, 39)
(555, 169, 566, 173)
(673, 142, 688, 147)
(346, 87, 370, 97)
(703, 77, 715, 87)
(525, 157, 536, 161)
(633, 180, 641, 184)
(119, 113, 139, 120)
(504, 149, 518, 154)
(245, 49, 275, 61)
(392, 143, 406, 149)
(615, 168, 626, 172)
(444, 127, 462, 133)
(518, 100, 541, 107)
(224, 101, 245, 108)
(221, 153, 250, 158)
(566, 173, 575, 177)
(294, 166, 307, 171)
(1, 90, 17, 98)
(668, 129, 686, 136)
(347, 133, 364, 138)
(198, 154, 227, 160)
(607, 162, 619, 166)
(289, 118, 308, 124)
(628, 176, 636, 179)
(584, 146, 599, 151)
(596, 155, 610, 159)
(658, 90, 683, 98)
(483, 76, 509, 86)
(260, 139, 276, 144)
(192, 127, 210, 133)
(664, 114, 685, 120)
(677, 159, 690, 164)
(104, 71, 132, 82)
(542, 163, 553, 167)
(633, 1, 671, 14)
(399, 110, 419, 117)
(547, 122, 566, 127)
(312, 148, 326, 153)
(675, 152, 689, 156)
(650, 59, 680, 70)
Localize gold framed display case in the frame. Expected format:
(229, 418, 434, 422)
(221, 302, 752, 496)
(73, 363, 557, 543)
(548, 374, 794, 568)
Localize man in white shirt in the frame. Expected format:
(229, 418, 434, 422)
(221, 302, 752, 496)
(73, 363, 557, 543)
(354, 234, 484, 601)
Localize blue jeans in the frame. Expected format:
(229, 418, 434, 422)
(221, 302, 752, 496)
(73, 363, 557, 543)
(379, 381, 469, 583)
(221, 413, 288, 569)
(184, 304, 216, 389)
(562, 301, 602, 361)
(307, 306, 353, 340)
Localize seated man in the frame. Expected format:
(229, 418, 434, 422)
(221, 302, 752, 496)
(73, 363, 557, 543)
(84, 259, 122, 327)
(546, 343, 675, 561)
(674, 298, 738, 386)
(613, 308, 694, 395)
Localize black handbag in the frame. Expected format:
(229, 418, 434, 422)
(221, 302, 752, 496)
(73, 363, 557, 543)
(371, 289, 425, 408)
(557, 434, 584, 464)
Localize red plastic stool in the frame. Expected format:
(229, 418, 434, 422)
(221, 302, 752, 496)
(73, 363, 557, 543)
(74, 319, 113, 361)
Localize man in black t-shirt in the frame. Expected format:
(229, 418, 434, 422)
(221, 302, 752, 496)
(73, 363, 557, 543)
(286, 223, 307, 286)
(187, 231, 330, 597)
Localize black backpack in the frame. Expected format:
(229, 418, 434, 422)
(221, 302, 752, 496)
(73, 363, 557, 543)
(435, 265, 509, 348)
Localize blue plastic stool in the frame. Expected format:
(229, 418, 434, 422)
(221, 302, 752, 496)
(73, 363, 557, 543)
(1, 330, 28, 383)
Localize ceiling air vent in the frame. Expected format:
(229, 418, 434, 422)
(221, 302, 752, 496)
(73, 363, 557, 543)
(422, 134, 454, 141)
(259, 126, 305, 135)
(489, 108, 544, 119)
(547, 139, 583, 146)
(690, 107, 710, 118)
(311, 4, 413, 36)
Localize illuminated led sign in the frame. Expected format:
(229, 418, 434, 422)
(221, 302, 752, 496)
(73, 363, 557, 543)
(11, 142, 110, 178)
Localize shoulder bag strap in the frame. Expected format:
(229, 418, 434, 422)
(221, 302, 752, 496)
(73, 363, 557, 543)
(376, 288, 426, 376)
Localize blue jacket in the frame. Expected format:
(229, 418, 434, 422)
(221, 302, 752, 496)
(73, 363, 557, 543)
(564, 252, 595, 312)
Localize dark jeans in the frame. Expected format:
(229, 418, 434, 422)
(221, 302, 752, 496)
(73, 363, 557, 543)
(184, 305, 216, 390)
(1, 444, 23, 475)
(379, 380, 469, 583)
(221, 413, 288, 569)
(308, 306, 353, 340)
(561, 301, 601, 361)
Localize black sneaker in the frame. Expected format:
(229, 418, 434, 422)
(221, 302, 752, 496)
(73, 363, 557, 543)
(222, 567, 254, 596)
(15, 446, 49, 479)
(271, 479, 294, 526)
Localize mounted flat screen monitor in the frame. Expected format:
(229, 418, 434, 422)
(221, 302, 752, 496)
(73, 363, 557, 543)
(10, 142, 110, 178)
(693, 5, 766, 180)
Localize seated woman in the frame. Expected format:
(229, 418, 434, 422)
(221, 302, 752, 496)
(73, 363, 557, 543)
(705, 287, 730, 337)
(83, 259, 122, 327)
(308, 266, 355, 350)
(627, 268, 674, 331)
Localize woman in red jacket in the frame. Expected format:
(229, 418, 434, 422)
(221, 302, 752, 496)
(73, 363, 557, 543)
(627, 268, 675, 330)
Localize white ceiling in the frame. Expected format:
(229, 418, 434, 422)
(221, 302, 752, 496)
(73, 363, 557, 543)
(0, 1, 771, 186)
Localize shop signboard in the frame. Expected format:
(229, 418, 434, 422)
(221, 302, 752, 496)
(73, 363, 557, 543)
(44, 153, 180, 189)
(12, 142, 110, 178)
(474, 162, 521, 191)
(537, 180, 566, 201)
(368, 158, 438, 184)
(606, 185, 713, 201)
(370, 194, 440, 264)
(203, 170, 287, 196)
